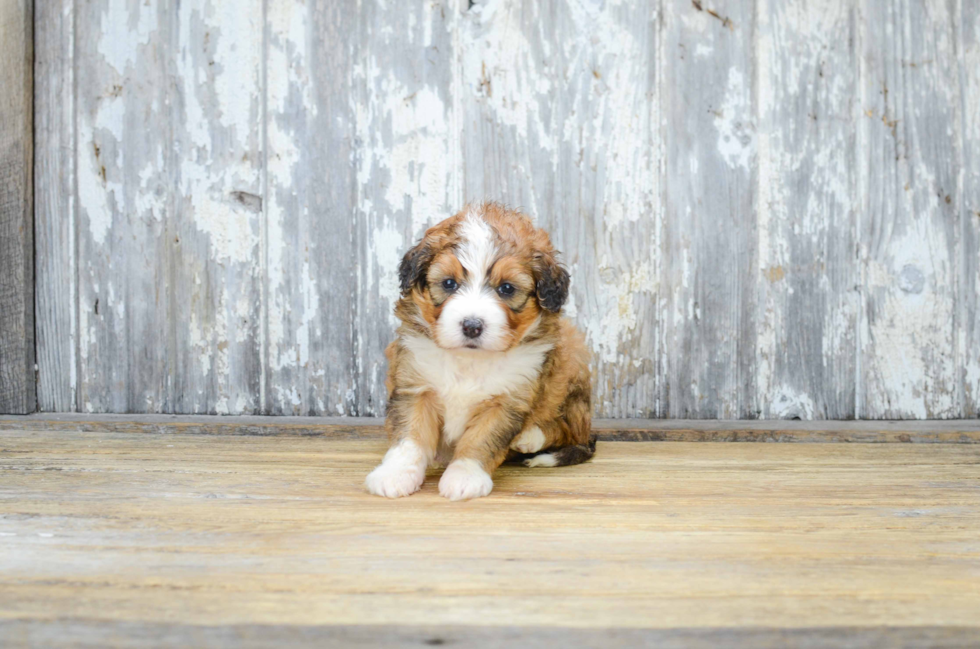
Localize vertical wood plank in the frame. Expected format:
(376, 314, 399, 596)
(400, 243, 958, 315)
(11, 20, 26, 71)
(0, 0, 35, 414)
(74, 1, 173, 412)
(265, 2, 358, 415)
(352, 0, 458, 415)
(34, 0, 75, 412)
(459, 0, 662, 417)
(171, 1, 264, 414)
(961, 3, 980, 416)
(754, 0, 859, 419)
(661, 0, 757, 418)
(859, 0, 960, 418)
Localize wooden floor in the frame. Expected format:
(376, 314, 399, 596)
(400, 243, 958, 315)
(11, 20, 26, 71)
(1, 425, 979, 647)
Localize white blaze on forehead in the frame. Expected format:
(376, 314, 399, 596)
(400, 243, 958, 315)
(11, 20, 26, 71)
(456, 211, 497, 285)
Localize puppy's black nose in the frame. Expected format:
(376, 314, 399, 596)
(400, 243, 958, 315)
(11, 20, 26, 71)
(462, 318, 484, 339)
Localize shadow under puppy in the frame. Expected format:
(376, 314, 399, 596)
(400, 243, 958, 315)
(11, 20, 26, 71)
(366, 203, 596, 501)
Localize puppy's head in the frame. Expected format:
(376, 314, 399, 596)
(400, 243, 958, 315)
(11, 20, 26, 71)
(396, 203, 569, 352)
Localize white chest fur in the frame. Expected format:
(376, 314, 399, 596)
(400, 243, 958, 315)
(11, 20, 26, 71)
(401, 334, 552, 443)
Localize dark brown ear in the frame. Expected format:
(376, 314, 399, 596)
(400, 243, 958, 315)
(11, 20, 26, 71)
(533, 252, 570, 312)
(398, 239, 434, 295)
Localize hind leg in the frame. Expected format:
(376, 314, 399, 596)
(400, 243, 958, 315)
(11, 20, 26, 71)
(509, 422, 559, 454)
(520, 380, 594, 468)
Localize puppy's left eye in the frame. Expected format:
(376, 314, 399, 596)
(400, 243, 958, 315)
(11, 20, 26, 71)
(441, 278, 459, 292)
(497, 283, 515, 297)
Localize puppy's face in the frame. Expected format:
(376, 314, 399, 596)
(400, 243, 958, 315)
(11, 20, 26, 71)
(397, 204, 569, 352)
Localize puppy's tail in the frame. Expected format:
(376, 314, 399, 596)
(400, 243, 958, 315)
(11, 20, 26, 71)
(522, 434, 597, 468)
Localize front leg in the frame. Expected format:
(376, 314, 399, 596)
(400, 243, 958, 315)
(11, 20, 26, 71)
(365, 390, 441, 498)
(439, 397, 524, 501)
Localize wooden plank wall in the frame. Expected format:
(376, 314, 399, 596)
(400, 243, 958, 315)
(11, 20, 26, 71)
(33, 0, 980, 419)
(0, 0, 35, 414)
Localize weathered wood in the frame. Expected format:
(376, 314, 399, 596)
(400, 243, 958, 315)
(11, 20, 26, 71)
(0, 0, 35, 414)
(34, 0, 75, 413)
(859, 0, 961, 418)
(459, 0, 661, 418)
(171, 1, 265, 414)
(754, 0, 859, 419)
(961, 5, 980, 416)
(661, 0, 757, 418)
(1, 432, 979, 639)
(73, 1, 173, 412)
(264, 1, 358, 415)
(2, 413, 980, 443)
(30, 0, 980, 418)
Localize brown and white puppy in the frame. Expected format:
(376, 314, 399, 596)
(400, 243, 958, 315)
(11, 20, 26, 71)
(365, 203, 595, 501)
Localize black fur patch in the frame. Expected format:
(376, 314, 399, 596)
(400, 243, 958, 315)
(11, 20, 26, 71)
(513, 435, 597, 467)
(549, 435, 597, 466)
(535, 257, 570, 312)
(398, 241, 433, 295)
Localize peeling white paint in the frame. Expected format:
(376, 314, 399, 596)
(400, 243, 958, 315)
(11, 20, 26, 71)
(865, 221, 956, 418)
(714, 67, 755, 170)
(370, 223, 405, 328)
(210, 5, 262, 131)
(78, 94, 125, 246)
(354, 64, 453, 236)
(275, 385, 302, 407)
(462, 0, 554, 147)
(191, 195, 260, 264)
(770, 387, 816, 420)
(589, 259, 656, 364)
(98, 0, 157, 74)
(296, 261, 320, 368)
(170, 0, 264, 412)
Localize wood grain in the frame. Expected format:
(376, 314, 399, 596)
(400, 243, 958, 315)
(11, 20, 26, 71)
(755, 0, 859, 419)
(961, 4, 980, 416)
(661, 0, 757, 418)
(0, 431, 978, 645)
(0, 0, 35, 414)
(73, 1, 172, 412)
(34, 0, 75, 413)
(171, 0, 265, 414)
(859, 0, 961, 418)
(264, 1, 358, 416)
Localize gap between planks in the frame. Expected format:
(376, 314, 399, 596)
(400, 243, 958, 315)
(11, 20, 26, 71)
(1, 414, 979, 443)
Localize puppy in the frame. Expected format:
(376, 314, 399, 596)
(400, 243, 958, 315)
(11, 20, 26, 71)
(365, 203, 595, 501)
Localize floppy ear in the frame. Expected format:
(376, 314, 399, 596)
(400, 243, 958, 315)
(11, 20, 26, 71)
(398, 239, 433, 295)
(533, 252, 570, 312)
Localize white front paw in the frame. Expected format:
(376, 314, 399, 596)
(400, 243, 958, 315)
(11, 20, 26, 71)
(510, 425, 546, 454)
(365, 462, 424, 498)
(365, 440, 427, 498)
(438, 459, 493, 501)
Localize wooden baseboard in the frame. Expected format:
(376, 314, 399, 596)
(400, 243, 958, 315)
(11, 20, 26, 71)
(1, 413, 979, 443)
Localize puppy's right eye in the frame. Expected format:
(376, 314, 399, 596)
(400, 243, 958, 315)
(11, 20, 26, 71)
(441, 278, 459, 292)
